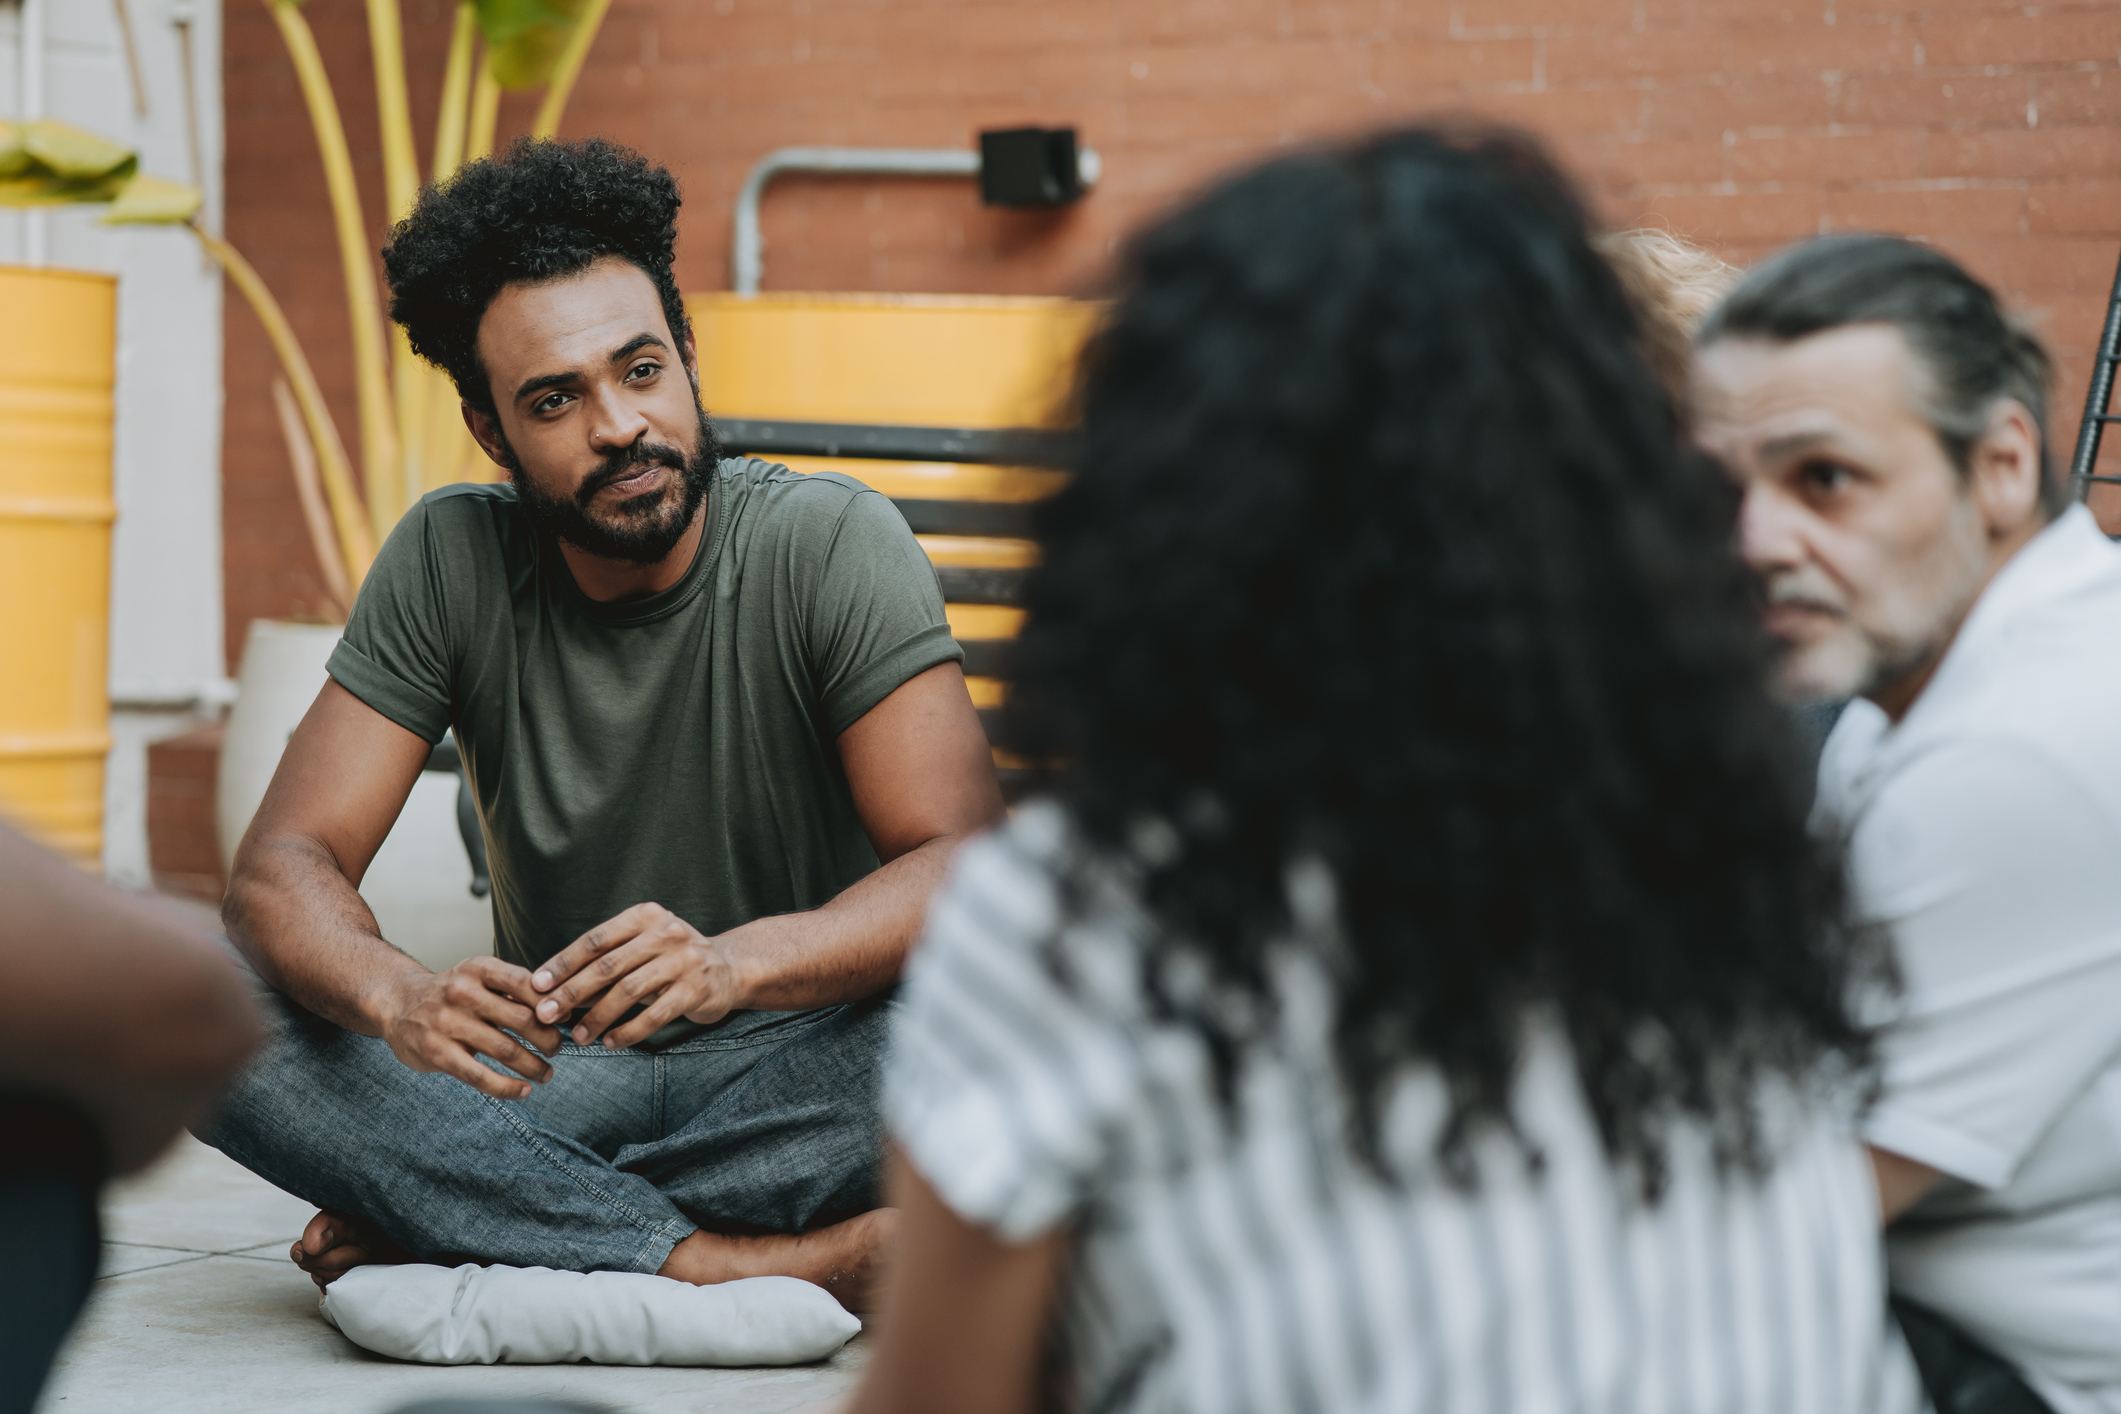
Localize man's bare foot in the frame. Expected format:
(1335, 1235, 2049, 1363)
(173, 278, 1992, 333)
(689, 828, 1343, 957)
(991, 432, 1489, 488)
(658, 1208, 898, 1313)
(290, 1209, 412, 1290)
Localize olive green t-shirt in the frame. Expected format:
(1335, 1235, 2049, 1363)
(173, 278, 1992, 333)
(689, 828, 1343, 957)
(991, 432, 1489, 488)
(328, 458, 960, 1038)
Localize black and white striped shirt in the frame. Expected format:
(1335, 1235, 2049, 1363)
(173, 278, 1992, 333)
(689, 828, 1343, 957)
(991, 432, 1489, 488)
(887, 803, 1925, 1414)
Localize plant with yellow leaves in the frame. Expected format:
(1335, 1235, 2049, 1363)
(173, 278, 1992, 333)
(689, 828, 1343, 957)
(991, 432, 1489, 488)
(1, 2, 614, 619)
(0, 116, 371, 612)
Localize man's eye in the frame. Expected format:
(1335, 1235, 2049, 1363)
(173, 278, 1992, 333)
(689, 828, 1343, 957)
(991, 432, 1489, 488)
(536, 393, 570, 413)
(625, 361, 658, 381)
(1799, 460, 1853, 493)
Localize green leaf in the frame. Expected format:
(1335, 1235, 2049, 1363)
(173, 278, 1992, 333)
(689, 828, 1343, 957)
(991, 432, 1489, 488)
(102, 173, 204, 225)
(0, 173, 130, 207)
(474, 0, 592, 90)
(473, 0, 566, 45)
(0, 120, 193, 218)
(0, 120, 32, 180)
(20, 119, 138, 181)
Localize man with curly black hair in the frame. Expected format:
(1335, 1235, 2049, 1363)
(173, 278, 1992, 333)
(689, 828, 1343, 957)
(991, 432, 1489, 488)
(198, 138, 1003, 1311)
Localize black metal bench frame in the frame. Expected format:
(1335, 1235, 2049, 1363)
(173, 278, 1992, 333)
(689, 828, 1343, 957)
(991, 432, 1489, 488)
(718, 417, 1061, 797)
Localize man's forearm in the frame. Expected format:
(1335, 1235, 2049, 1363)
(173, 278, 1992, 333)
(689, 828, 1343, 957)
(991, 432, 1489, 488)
(222, 832, 430, 1036)
(720, 832, 971, 1011)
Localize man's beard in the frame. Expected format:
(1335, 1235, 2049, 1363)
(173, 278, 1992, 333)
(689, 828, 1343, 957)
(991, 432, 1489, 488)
(507, 407, 721, 566)
(1760, 527, 1988, 707)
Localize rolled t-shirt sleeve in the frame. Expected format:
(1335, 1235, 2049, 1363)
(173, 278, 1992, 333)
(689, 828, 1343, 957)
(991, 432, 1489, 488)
(805, 487, 963, 735)
(1859, 740, 2121, 1189)
(886, 820, 1135, 1242)
(326, 500, 455, 744)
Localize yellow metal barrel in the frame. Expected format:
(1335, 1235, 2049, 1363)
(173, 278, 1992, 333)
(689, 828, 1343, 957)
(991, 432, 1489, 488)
(687, 292, 1094, 427)
(687, 292, 1095, 741)
(0, 266, 117, 869)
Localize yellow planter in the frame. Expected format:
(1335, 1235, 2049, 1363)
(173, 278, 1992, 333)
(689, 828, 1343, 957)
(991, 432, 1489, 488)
(687, 292, 1094, 725)
(0, 265, 117, 870)
(688, 290, 1089, 499)
(687, 291, 1096, 430)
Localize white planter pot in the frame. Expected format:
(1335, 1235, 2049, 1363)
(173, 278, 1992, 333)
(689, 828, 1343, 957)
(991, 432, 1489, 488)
(218, 619, 491, 972)
(216, 620, 340, 870)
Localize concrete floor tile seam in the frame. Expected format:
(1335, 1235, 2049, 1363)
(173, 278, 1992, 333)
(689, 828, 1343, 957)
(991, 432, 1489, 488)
(105, 1239, 220, 1254)
(96, 1251, 214, 1281)
(208, 1241, 298, 1257)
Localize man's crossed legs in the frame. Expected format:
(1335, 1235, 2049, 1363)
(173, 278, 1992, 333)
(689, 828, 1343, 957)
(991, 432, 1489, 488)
(195, 941, 893, 1308)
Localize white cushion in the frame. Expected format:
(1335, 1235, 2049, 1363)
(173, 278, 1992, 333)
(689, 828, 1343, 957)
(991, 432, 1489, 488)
(319, 1263, 861, 1366)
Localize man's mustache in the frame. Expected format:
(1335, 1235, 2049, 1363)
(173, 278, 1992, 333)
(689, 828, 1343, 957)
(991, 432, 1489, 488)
(1760, 574, 1848, 621)
(577, 442, 688, 504)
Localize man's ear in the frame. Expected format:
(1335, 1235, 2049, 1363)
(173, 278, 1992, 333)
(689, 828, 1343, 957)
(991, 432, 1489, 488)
(681, 328, 699, 379)
(461, 402, 512, 473)
(1969, 398, 2045, 537)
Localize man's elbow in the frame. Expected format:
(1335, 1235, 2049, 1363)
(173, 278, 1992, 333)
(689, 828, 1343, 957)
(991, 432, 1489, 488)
(221, 827, 330, 945)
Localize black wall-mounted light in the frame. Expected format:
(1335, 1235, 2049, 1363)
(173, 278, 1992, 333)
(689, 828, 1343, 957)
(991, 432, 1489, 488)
(978, 127, 1098, 208)
(734, 132, 1103, 290)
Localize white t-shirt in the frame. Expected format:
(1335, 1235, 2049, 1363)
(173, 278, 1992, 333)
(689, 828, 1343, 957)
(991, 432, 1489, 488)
(1818, 506, 2121, 1414)
(888, 803, 1924, 1414)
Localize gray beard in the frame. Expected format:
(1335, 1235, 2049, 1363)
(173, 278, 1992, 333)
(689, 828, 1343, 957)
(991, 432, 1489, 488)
(1846, 542, 1990, 706)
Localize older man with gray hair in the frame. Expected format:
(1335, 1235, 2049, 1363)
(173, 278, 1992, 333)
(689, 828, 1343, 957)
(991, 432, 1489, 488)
(1696, 234, 2121, 1414)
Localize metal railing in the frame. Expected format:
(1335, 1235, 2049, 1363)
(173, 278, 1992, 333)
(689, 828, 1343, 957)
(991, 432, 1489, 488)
(2070, 247, 2121, 500)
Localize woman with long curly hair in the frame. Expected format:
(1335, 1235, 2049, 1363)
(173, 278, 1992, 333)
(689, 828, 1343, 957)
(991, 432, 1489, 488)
(850, 127, 1920, 1414)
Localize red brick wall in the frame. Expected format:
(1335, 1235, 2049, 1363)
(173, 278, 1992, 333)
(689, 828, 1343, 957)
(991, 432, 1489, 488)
(223, 0, 2121, 654)
(146, 724, 226, 904)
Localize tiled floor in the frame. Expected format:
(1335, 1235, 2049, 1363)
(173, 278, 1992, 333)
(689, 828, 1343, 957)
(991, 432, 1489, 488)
(35, 1137, 867, 1413)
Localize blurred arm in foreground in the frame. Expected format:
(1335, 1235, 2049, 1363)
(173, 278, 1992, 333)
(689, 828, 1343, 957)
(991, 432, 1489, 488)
(0, 820, 259, 1414)
(0, 821, 260, 1173)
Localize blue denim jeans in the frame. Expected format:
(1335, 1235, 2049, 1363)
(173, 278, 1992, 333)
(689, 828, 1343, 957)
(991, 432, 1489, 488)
(195, 939, 889, 1275)
(1, 1096, 101, 1414)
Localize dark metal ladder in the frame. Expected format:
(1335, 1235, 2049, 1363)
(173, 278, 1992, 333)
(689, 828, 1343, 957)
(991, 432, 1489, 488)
(2069, 247, 2121, 500)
